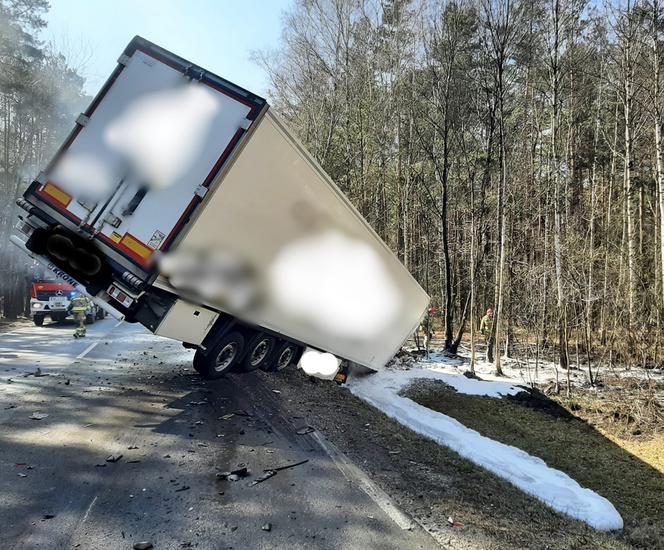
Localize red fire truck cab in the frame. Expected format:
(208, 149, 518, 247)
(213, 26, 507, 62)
(30, 268, 104, 326)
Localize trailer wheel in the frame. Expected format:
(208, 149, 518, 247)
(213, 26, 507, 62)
(237, 333, 276, 373)
(33, 315, 44, 327)
(262, 341, 302, 372)
(193, 331, 245, 379)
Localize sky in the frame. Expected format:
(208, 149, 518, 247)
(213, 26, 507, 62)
(42, 0, 293, 98)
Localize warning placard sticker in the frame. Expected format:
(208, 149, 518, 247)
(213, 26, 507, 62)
(147, 230, 166, 249)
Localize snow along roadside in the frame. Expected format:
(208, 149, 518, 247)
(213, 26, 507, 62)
(347, 368, 623, 531)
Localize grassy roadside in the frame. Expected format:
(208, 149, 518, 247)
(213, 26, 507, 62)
(404, 380, 664, 549)
(257, 368, 641, 550)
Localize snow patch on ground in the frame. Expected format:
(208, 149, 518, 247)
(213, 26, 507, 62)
(348, 367, 624, 531)
(417, 346, 664, 387)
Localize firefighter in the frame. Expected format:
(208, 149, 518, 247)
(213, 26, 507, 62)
(70, 293, 89, 338)
(420, 306, 438, 356)
(480, 308, 494, 340)
(480, 307, 494, 361)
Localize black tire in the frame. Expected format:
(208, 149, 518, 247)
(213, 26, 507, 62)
(33, 315, 44, 327)
(95, 307, 105, 320)
(53, 313, 67, 324)
(263, 341, 302, 372)
(193, 331, 245, 379)
(237, 333, 276, 373)
(85, 313, 95, 324)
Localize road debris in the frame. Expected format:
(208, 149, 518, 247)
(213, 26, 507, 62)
(261, 523, 272, 531)
(296, 426, 314, 435)
(105, 454, 123, 463)
(29, 412, 49, 420)
(220, 413, 235, 420)
(175, 485, 190, 492)
(18, 473, 27, 478)
(447, 516, 464, 529)
(270, 459, 309, 472)
(216, 466, 249, 481)
(248, 471, 277, 486)
(133, 542, 153, 550)
(248, 459, 309, 487)
(43, 514, 55, 519)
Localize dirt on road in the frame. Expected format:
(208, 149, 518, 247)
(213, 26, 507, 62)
(0, 321, 435, 550)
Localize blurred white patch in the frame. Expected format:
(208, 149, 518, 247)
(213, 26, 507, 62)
(51, 151, 116, 200)
(299, 348, 340, 380)
(160, 247, 257, 311)
(105, 83, 221, 190)
(268, 230, 402, 340)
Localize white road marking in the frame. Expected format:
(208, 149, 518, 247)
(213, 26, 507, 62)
(311, 431, 414, 530)
(76, 342, 99, 359)
(79, 495, 98, 526)
(75, 320, 122, 359)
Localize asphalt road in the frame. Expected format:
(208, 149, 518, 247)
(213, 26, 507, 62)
(0, 318, 436, 549)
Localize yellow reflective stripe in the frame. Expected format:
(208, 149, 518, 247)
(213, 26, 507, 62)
(43, 183, 72, 206)
(119, 233, 153, 259)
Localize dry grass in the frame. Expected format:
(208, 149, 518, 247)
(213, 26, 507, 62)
(404, 381, 664, 549)
(264, 368, 643, 549)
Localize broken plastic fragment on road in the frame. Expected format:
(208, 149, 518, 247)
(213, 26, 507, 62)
(216, 466, 249, 481)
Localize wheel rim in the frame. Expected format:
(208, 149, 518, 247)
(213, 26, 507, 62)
(215, 342, 238, 372)
(250, 339, 270, 366)
(277, 347, 294, 370)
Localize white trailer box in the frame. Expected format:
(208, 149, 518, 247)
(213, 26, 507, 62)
(15, 36, 429, 378)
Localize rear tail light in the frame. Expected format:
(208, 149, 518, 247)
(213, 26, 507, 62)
(107, 284, 134, 308)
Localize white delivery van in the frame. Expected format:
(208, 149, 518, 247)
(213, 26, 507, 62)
(13, 36, 429, 379)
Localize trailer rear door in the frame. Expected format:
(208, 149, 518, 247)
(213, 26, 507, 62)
(28, 38, 265, 271)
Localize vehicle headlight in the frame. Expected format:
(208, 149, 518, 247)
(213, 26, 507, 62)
(32, 303, 41, 309)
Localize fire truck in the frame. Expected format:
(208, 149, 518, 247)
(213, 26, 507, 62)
(30, 266, 104, 326)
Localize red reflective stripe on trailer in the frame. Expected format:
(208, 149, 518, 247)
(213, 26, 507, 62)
(34, 187, 84, 224)
(137, 48, 261, 117)
(97, 232, 153, 268)
(159, 127, 245, 252)
(159, 198, 199, 252)
(84, 64, 126, 118)
(202, 128, 244, 188)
